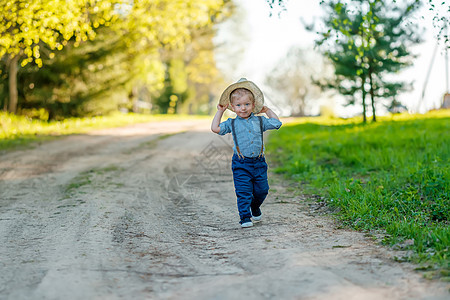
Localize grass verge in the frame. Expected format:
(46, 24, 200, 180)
(0, 112, 208, 152)
(266, 110, 449, 279)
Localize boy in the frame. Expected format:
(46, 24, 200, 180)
(211, 78, 282, 228)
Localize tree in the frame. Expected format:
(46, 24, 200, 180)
(0, 0, 119, 113)
(113, 0, 231, 115)
(265, 47, 324, 116)
(314, 39, 370, 121)
(181, 23, 230, 115)
(154, 59, 189, 114)
(314, 0, 422, 122)
(15, 27, 140, 119)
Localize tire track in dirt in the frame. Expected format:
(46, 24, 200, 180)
(0, 119, 448, 299)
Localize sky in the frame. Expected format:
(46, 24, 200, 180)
(214, 0, 449, 117)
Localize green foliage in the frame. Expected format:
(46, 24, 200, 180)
(0, 0, 121, 113)
(266, 109, 450, 274)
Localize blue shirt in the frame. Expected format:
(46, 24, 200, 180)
(219, 113, 282, 157)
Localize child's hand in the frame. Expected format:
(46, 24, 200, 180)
(217, 103, 228, 112)
(211, 103, 228, 133)
(259, 105, 280, 120)
(258, 106, 269, 114)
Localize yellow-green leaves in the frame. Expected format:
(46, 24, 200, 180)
(1, 0, 226, 68)
(0, 0, 120, 67)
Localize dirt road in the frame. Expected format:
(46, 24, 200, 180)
(0, 119, 448, 299)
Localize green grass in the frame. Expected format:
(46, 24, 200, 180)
(266, 109, 450, 277)
(0, 112, 208, 152)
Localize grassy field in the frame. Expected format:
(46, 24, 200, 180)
(266, 110, 449, 278)
(0, 112, 208, 152)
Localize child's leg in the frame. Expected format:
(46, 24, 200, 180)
(232, 159, 253, 221)
(251, 159, 269, 215)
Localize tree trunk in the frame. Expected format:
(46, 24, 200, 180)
(8, 55, 19, 114)
(361, 76, 367, 123)
(368, 65, 376, 122)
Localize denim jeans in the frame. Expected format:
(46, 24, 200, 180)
(231, 154, 269, 221)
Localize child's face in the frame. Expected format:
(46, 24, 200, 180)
(230, 94, 255, 119)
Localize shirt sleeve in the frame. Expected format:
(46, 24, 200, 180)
(261, 116, 282, 131)
(218, 118, 232, 135)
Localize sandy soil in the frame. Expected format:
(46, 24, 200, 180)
(0, 119, 448, 300)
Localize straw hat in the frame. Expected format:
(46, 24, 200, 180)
(219, 78, 264, 113)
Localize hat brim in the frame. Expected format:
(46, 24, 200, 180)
(218, 80, 264, 114)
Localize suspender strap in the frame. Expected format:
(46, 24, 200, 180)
(231, 118, 244, 159)
(258, 116, 264, 157)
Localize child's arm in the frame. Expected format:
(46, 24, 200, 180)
(211, 104, 228, 134)
(259, 106, 280, 121)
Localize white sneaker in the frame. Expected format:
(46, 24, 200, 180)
(252, 213, 262, 221)
(240, 218, 253, 228)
